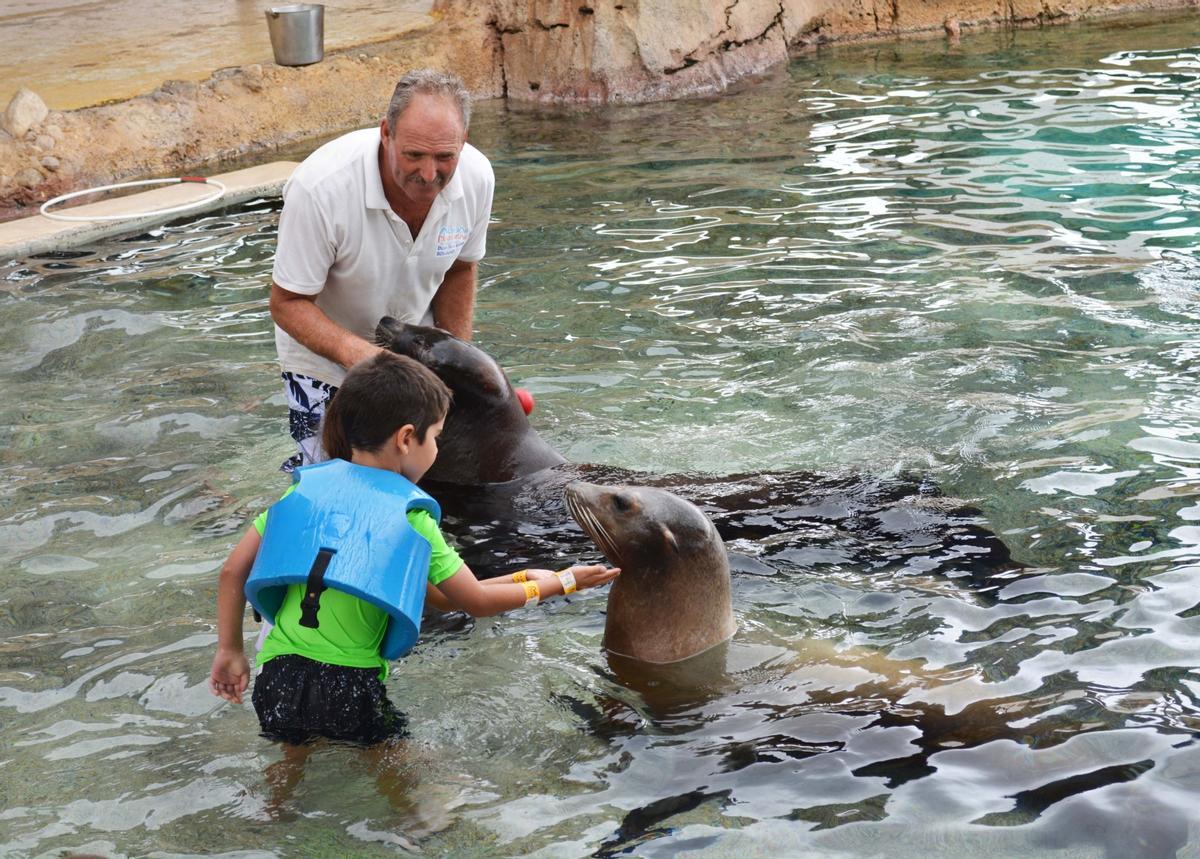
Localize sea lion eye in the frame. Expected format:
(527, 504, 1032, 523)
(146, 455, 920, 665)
(612, 493, 633, 512)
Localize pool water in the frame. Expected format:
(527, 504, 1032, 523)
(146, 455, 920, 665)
(4, 11, 1200, 856)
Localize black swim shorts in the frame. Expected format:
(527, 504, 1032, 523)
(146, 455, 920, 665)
(252, 654, 409, 746)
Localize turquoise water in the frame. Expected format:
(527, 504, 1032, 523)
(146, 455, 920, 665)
(3, 11, 1200, 856)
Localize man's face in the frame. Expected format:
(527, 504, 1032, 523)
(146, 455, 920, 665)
(379, 94, 465, 211)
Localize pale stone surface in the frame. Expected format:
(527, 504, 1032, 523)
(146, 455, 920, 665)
(0, 161, 297, 259)
(0, 0, 434, 112)
(3, 88, 49, 138)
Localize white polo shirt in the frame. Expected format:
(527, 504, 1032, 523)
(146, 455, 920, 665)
(272, 127, 494, 385)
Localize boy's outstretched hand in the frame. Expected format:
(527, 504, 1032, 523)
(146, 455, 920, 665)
(209, 648, 251, 705)
(565, 564, 621, 590)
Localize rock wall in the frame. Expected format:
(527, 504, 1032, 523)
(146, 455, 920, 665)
(1, 0, 1195, 222)
(449, 0, 1197, 104)
(478, 0, 800, 103)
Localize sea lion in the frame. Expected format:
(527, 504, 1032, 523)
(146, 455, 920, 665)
(377, 318, 1017, 590)
(565, 480, 736, 664)
(559, 480, 1006, 730)
(560, 480, 1058, 784)
(374, 316, 564, 484)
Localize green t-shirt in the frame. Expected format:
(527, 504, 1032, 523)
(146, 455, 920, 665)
(253, 495, 462, 679)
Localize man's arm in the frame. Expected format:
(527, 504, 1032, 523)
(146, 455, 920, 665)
(430, 259, 477, 341)
(270, 282, 384, 369)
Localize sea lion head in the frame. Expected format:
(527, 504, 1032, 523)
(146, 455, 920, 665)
(376, 317, 513, 411)
(565, 481, 736, 664)
(375, 318, 564, 483)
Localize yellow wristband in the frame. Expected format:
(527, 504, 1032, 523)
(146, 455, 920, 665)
(511, 570, 528, 583)
(555, 569, 577, 595)
(522, 581, 540, 607)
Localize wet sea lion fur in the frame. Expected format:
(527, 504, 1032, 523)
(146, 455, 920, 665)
(566, 481, 736, 664)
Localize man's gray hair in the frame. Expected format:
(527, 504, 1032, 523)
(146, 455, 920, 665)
(386, 69, 472, 132)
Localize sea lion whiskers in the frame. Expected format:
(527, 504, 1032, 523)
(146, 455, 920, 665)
(568, 492, 623, 566)
(577, 495, 620, 563)
(585, 507, 623, 566)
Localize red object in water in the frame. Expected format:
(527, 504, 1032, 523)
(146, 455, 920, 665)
(515, 387, 535, 415)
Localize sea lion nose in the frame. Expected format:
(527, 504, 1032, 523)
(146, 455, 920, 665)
(565, 480, 596, 496)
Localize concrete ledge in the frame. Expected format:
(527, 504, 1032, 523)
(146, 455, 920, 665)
(0, 161, 297, 260)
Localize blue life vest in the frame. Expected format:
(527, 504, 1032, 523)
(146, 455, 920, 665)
(244, 458, 441, 660)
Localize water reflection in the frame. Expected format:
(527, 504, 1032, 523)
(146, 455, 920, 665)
(2, 11, 1200, 857)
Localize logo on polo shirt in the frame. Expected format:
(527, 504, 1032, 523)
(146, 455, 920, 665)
(436, 225, 469, 257)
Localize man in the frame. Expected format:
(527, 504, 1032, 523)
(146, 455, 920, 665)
(269, 69, 494, 471)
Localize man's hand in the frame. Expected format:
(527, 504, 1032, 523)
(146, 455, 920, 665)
(343, 337, 388, 367)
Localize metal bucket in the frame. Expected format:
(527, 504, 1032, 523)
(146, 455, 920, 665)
(265, 4, 325, 67)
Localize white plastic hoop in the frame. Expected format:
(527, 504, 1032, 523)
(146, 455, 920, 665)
(39, 177, 227, 222)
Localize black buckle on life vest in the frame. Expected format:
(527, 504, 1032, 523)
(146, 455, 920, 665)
(298, 548, 336, 629)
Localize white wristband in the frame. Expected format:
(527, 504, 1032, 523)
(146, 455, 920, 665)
(555, 569, 577, 595)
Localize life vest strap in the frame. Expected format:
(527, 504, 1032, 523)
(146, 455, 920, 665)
(298, 547, 337, 629)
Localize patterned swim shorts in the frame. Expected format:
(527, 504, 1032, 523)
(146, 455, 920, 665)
(253, 654, 408, 746)
(281, 372, 339, 473)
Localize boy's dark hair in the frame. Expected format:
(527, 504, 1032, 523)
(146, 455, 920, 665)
(321, 351, 452, 462)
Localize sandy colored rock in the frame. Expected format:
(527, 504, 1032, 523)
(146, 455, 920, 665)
(242, 65, 266, 93)
(3, 88, 49, 139)
(15, 168, 43, 189)
(458, 0, 797, 103)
